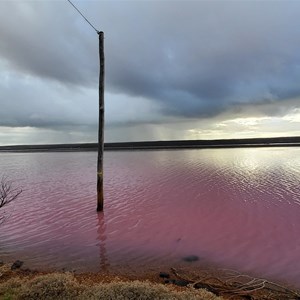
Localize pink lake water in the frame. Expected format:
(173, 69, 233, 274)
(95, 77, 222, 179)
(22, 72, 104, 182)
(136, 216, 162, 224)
(0, 148, 300, 287)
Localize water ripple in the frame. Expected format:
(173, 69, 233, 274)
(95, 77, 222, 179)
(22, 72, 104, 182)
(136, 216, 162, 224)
(0, 149, 300, 287)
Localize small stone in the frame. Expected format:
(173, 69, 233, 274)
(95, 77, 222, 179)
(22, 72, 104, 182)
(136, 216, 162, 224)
(182, 255, 199, 262)
(194, 282, 206, 289)
(0, 260, 4, 267)
(159, 272, 170, 279)
(11, 260, 23, 270)
(173, 279, 190, 287)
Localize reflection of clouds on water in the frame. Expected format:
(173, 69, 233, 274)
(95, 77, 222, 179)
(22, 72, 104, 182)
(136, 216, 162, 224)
(179, 147, 300, 172)
(150, 148, 300, 207)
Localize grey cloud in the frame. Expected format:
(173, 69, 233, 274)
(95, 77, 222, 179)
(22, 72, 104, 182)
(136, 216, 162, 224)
(0, 1, 98, 86)
(0, 71, 98, 128)
(1, 0, 300, 135)
(101, 1, 300, 119)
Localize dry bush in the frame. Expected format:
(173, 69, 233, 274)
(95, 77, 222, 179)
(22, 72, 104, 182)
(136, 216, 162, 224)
(0, 273, 80, 300)
(0, 272, 223, 300)
(82, 280, 221, 300)
(170, 267, 300, 300)
(0, 176, 22, 208)
(0, 176, 22, 224)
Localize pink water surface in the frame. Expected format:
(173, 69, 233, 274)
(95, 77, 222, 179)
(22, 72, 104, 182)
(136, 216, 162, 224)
(1, 148, 300, 287)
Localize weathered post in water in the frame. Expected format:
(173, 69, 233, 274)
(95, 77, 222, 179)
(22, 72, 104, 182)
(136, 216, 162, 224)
(97, 31, 105, 211)
(65, 0, 105, 211)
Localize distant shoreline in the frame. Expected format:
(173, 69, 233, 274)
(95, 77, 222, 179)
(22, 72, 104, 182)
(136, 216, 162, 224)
(1, 136, 300, 152)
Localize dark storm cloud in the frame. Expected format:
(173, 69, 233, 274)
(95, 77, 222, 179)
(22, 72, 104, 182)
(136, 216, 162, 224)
(0, 1, 98, 86)
(101, 0, 300, 119)
(1, 0, 300, 131)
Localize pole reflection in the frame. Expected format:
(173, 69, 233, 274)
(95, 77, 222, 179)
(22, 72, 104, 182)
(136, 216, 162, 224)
(96, 211, 109, 271)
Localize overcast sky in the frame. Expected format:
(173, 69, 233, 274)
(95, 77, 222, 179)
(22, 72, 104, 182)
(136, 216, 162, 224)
(1, 0, 300, 145)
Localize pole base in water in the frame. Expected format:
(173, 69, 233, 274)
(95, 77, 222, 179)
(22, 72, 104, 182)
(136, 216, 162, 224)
(97, 204, 103, 212)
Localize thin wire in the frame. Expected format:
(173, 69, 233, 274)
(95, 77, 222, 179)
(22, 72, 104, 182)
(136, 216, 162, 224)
(66, 0, 100, 34)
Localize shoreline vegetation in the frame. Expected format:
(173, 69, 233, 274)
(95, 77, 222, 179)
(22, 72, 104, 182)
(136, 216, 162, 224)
(0, 262, 221, 300)
(1, 136, 300, 152)
(1, 262, 300, 299)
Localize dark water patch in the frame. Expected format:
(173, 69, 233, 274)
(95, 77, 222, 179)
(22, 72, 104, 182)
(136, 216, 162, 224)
(182, 255, 199, 262)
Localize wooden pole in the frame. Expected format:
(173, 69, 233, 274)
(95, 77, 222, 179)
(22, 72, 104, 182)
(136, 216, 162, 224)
(97, 31, 105, 211)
